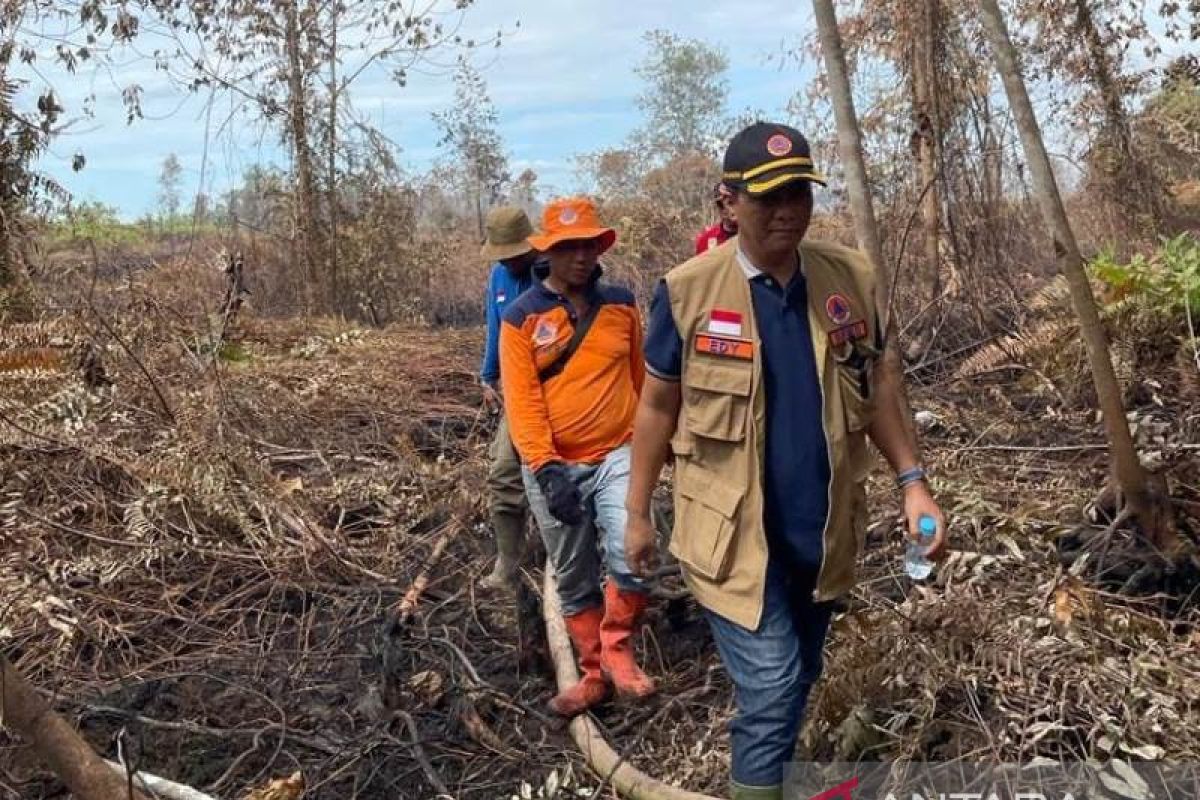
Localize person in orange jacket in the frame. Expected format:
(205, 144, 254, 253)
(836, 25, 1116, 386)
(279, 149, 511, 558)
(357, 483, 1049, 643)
(498, 197, 654, 716)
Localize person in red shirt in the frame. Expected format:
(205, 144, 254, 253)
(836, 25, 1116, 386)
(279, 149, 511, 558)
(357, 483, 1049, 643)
(694, 182, 738, 254)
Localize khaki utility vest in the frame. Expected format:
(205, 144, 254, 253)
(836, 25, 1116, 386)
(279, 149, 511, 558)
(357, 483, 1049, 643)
(664, 238, 881, 630)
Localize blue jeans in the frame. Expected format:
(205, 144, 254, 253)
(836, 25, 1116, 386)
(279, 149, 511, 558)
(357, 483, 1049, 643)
(704, 559, 835, 788)
(522, 444, 643, 614)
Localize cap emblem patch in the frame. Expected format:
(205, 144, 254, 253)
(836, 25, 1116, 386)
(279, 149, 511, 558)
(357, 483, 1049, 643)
(766, 134, 793, 157)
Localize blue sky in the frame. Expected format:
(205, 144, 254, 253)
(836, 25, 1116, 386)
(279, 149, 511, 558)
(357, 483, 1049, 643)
(30, 0, 819, 219)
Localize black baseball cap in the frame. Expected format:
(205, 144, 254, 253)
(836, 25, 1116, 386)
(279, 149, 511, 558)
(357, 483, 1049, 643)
(722, 121, 827, 196)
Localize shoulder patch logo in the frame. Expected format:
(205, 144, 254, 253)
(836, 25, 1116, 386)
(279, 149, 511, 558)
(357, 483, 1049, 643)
(533, 319, 558, 346)
(825, 293, 853, 325)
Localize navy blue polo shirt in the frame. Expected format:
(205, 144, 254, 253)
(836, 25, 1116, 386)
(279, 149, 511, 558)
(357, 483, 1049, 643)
(644, 248, 830, 569)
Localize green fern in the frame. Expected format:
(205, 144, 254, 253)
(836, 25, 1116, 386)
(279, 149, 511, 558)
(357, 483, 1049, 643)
(954, 236, 1198, 382)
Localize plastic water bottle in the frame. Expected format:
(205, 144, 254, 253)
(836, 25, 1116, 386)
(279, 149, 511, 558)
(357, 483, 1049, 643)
(904, 515, 938, 580)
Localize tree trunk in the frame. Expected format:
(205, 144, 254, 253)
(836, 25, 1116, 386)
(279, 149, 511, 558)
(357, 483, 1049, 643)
(1, 654, 150, 800)
(326, 0, 340, 313)
(0, 205, 14, 289)
(474, 184, 484, 241)
(812, 0, 886, 289)
(911, 0, 944, 304)
(812, 0, 918, 447)
(284, 0, 320, 314)
(978, 0, 1171, 548)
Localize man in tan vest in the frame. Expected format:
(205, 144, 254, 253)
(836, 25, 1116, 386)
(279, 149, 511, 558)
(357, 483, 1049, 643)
(624, 122, 947, 800)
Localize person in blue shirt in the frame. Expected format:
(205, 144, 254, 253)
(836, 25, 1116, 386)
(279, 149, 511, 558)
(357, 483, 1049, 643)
(479, 206, 541, 590)
(624, 122, 946, 799)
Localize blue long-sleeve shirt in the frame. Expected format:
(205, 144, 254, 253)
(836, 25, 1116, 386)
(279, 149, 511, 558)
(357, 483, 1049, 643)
(480, 262, 537, 384)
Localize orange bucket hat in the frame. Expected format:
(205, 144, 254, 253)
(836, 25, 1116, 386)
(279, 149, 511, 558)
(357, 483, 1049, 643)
(528, 197, 617, 254)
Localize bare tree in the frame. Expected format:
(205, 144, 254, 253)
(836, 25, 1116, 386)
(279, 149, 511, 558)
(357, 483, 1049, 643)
(432, 60, 510, 239)
(978, 0, 1172, 547)
(157, 153, 183, 227)
(577, 147, 645, 200)
(811, 0, 920, 449)
(282, 0, 322, 312)
(0, 1, 140, 295)
(150, 0, 492, 312)
(910, 0, 947, 303)
(509, 167, 539, 218)
(810, 1, 886, 285)
(797, 1, 992, 334)
(1014, 0, 1171, 231)
(1069, 0, 1165, 227)
(324, 0, 341, 306)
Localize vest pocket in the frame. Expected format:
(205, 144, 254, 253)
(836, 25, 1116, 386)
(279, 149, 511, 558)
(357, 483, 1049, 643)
(669, 467, 745, 581)
(683, 358, 753, 442)
(833, 344, 877, 433)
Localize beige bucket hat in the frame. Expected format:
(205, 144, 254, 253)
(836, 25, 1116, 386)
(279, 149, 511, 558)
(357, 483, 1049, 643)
(480, 206, 535, 262)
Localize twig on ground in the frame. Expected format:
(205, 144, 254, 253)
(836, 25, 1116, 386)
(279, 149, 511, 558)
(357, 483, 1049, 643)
(395, 711, 455, 800)
(74, 705, 341, 757)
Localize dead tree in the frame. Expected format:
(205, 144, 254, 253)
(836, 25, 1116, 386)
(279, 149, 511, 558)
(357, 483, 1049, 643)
(978, 0, 1174, 549)
(811, 0, 919, 447)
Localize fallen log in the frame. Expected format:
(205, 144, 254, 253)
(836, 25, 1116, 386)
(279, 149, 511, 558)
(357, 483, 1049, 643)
(541, 567, 723, 800)
(0, 654, 150, 800)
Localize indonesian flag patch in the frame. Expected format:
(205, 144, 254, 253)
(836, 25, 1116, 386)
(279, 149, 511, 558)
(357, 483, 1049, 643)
(707, 308, 743, 337)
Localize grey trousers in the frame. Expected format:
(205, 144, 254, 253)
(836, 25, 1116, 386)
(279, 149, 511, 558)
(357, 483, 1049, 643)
(521, 444, 643, 614)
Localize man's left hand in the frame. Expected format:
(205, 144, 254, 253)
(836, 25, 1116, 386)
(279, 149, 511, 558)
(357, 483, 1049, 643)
(482, 381, 502, 412)
(902, 481, 948, 560)
(625, 512, 658, 578)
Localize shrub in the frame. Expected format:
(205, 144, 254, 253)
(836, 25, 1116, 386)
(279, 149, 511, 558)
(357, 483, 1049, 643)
(1090, 233, 1200, 314)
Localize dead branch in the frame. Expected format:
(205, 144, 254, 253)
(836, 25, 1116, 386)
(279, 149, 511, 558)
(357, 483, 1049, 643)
(453, 693, 520, 760)
(1, 654, 151, 800)
(75, 703, 341, 757)
(83, 295, 176, 423)
(953, 442, 1108, 453)
(104, 760, 217, 800)
(396, 710, 454, 799)
(396, 519, 460, 624)
(542, 567, 722, 800)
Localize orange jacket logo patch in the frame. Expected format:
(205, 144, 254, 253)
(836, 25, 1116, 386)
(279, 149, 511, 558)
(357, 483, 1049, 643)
(533, 320, 558, 346)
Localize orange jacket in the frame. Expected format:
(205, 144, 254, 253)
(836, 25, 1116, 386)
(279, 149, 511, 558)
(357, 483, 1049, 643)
(499, 282, 644, 471)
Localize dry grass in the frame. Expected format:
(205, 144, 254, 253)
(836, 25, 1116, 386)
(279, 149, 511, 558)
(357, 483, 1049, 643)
(2, 250, 1198, 799)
